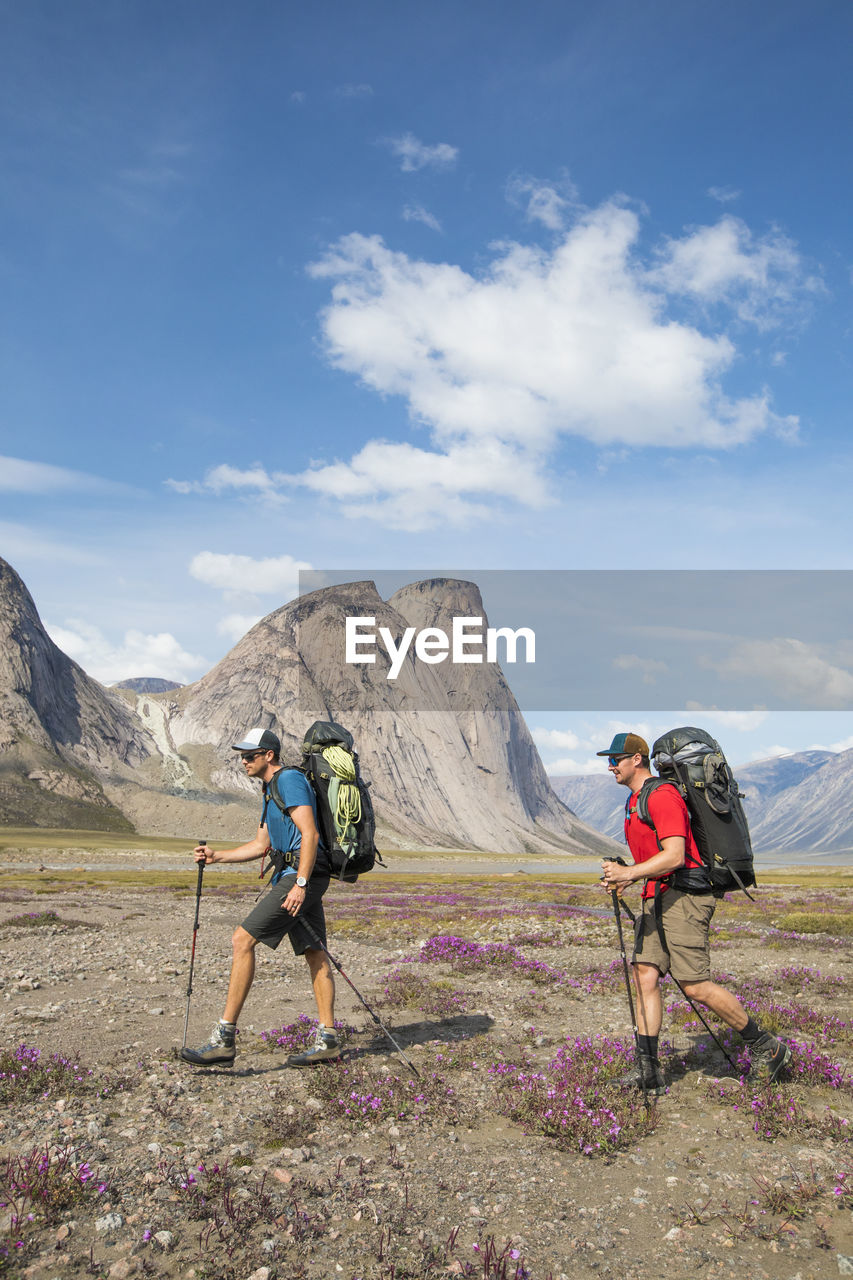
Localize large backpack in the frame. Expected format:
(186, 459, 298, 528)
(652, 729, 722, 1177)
(645, 726, 756, 898)
(268, 721, 380, 883)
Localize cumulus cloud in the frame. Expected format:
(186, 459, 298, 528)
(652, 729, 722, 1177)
(189, 552, 312, 597)
(382, 133, 458, 172)
(701, 638, 853, 709)
(649, 215, 822, 329)
(708, 186, 741, 204)
(46, 619, 207, 684)
(165, 464, 285, 499)
(403, 204, 442, 232)
(216, 613, 264, 643)
(506, 174, 578, 231)
(171, 198, 811, 533)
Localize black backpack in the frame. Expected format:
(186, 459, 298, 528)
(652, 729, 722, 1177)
(644, 726, 756, 899)
(268, 721, 380, 883)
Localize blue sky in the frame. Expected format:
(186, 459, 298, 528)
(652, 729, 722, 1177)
(2, 0, 852, 773)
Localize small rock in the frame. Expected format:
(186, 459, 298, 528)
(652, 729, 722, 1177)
(273, 1168, 293, 1184)
(153, 1230, 174, 1251)
(245, 1269, 270, 1280)
(838, 1255, 853, 1277)
(664, 1227, 682, 1242)
(96, 1212, 124, 1235)
(108, 1260, 138, 1279)
(148, 1008, 165, 1016)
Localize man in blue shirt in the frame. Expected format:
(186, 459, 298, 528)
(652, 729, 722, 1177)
(181, 727, 339, 1068)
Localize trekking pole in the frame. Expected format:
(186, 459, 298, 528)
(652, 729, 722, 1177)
(182, 840, 206, 1050)
(298, 918, 421, 1078)
(615, 895, 739, 1073)
(608, 884, 649, 1109)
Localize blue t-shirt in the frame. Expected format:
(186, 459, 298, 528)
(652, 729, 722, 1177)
(262, 769, 328, 882)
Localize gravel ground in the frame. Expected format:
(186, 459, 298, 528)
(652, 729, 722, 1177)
(1, 859, 852, 1280)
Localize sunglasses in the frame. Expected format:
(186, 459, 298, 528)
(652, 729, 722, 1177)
(608, 753, 632, 767)
(240, 750, 265, 762)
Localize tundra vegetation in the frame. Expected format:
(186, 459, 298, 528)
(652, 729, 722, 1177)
(0, 839, 851, 1279)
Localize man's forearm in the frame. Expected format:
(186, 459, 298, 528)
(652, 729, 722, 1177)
(295, 831, 318, 881)
(208, 842, 265, 865)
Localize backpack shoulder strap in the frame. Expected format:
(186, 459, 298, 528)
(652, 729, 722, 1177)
(263, 767, 305, 820)
(629, 777, 676, 830)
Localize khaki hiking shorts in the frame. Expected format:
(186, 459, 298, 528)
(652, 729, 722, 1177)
(633, 888, 716, 984)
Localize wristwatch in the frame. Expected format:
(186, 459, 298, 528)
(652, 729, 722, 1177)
(295, 876, 308, 889)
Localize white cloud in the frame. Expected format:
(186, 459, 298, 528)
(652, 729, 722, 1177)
(0, 456, 120, 495)
(531, 727, 583, 752)
(383, 133, 458, 172)
(403, 204, 442, 232)
(613, 654, 668, 684)
(46, 619, 207, 684)
(649, 215, 822, 329)
(217, 613, 264, 643)
(708, 186, 741, 204)
(284, 438, 550, 530)
(506, 174, 578, 231)
(702, 638, 853, 709)
(165, 464, 284, 500)
(189, 552, 312, 597)
(172, 199, 811, 534)
(297, 205, 804, 527)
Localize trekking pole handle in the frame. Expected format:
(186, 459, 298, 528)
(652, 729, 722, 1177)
(192, 841, 206, 928)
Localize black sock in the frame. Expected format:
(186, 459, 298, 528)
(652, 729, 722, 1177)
(739, 1016, 762, 1045)
(638, 1034, 659, 1059)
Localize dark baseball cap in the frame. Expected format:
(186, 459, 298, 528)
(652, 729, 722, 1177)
(232, 727, 281, 754)
(595, 732, 649, 758)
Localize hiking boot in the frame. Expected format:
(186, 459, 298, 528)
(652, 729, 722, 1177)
(619, 1051, 666, 1097)
(180, 1021, 236, 1067)
(749, 1033, 792, 1084)
(286, 1024, 342, 1066)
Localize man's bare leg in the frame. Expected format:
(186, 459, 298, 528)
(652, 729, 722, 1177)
(633, 962, 663, 1037)
(222, 926, 259, 1024)
(305, 946, 335, 1026)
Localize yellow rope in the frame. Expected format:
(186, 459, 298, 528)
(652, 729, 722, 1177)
(323, 746, 361, 833)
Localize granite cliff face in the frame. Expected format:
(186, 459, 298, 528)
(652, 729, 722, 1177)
(0, 556, 153, 828)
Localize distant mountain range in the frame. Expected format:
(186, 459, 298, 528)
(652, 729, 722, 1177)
(0, 556, 618, 857)
(112, 678, 184, 694)
(552, 747, 853, 854)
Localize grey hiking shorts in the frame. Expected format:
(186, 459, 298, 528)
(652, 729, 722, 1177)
(632, 888, 715, 984)
(240, 875, 330, 956)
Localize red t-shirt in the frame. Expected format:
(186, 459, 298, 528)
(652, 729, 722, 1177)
(624, 781, 704, 900)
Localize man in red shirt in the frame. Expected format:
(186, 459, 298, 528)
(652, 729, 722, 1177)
(599, 732, 792, 1094)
